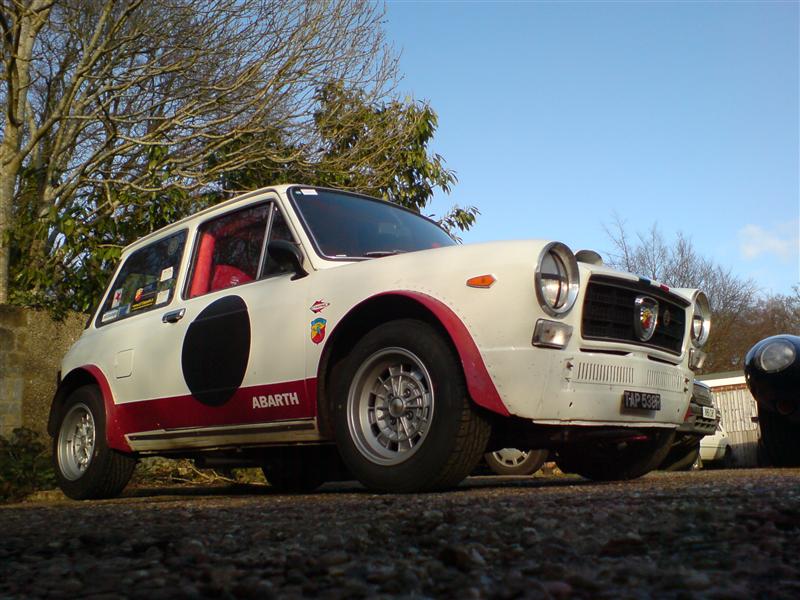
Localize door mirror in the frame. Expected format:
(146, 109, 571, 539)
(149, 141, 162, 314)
(267, 240, 307, 280)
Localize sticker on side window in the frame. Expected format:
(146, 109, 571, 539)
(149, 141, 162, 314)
(101, 309, 119, 323)
(111, 288, 123, 308)
(298, 188, 318, 195)
(156, 289, 170, 305)
(132, 298, 155, 311)
(160, 266, 174, 282)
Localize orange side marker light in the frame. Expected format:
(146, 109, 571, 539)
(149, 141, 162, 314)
(466, 275, 496, 289)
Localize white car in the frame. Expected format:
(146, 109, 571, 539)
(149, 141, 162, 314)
(49, 185, 711, 498)
(700, 422, 732, 466)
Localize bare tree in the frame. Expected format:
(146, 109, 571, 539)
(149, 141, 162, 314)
(604, 215, 767, 373)
(0, 0, 396, 303)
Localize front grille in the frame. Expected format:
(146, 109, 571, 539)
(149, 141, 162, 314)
(582, 276, 687, 355)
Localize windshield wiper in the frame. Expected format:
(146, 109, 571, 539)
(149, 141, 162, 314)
(362, 250, 407, 258)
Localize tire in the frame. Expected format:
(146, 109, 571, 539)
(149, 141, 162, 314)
(663, 446, 700, 472)
(260, 446, 338, 493)
(53, 385, 136, 500)
(332, 319, 491, 493)
(659, 439, 701, 472)
(720, 445, 736, 469)
(555, 429, 675, 481)
(485, 448, 548, 476)
(261, 463, 324, 493)
(758, 410, 800, 467)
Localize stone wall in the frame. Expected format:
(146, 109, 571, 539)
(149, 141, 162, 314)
(0, 305, 86, 439)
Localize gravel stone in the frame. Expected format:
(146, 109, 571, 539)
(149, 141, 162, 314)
(1, 469, 799, 598)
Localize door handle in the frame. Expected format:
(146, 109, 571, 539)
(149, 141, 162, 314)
(162, 308, 186, 324)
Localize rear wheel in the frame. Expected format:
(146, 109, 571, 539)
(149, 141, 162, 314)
(333, 319, 490, 493)
(261, 453, 324, 493)
(555, 429, 675, 481)
(53, 385, 136, 500)
(485, 448, 548, 476)
(758, 410, 800, 467)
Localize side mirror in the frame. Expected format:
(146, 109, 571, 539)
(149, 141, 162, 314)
(267, 240, 308, 280)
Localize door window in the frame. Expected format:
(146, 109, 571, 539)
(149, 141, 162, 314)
(187, 203, 298, 298)
(97, 230, 187, 326)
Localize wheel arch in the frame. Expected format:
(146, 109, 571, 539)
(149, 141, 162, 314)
(48, 365, 131, 452)
(315, 291, 508, 438)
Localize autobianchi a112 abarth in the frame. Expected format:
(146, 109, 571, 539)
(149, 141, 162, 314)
(50, 185, 711, 498)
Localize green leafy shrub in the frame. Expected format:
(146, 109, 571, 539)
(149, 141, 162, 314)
(0, 428, 56, 503)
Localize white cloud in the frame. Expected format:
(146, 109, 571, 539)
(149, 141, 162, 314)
(738, 221, 799, 262)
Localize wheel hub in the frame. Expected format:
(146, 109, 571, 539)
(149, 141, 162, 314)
(57, 403, 96, 481)
(388, 395, 406, 418)
(347, 347, 435, 465)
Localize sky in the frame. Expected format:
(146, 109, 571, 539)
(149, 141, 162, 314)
(383, 0, 799, 296)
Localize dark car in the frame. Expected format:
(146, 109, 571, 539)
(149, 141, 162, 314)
(745, 334, 800, 466)
(659, 381, 720, 470)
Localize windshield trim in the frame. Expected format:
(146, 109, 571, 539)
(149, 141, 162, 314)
(286, 185, 454, 262)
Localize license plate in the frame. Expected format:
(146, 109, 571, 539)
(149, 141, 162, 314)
(623, 390, 661, 411)
(702, 406, 716, 419)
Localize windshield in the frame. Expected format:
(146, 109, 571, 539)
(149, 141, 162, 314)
(289, 187, 456, 259)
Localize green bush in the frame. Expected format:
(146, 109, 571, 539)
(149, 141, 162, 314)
(0, 427, 56, 503)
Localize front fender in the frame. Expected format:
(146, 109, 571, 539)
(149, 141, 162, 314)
(49, 365, 132, 452)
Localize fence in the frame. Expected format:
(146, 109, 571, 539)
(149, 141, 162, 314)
(700, 373, 761, 467)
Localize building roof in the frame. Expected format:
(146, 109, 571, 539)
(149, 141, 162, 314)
(697, 370, 746, 388)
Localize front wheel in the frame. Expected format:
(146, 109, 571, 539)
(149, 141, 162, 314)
(485, 448, 548, 476)
(332, 319, 490, 493)
(555, 429, 675, 481)
(53, 385, 136, 500)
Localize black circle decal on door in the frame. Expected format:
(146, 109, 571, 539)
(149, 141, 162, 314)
(181, 295, 251, 407)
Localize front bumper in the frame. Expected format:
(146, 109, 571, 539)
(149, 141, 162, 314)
(483, 347, 692, 428)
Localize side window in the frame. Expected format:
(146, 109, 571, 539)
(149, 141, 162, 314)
(187, 204, 270, 298)
(262, 208, 298, 278)
(98, 230, 187, 326)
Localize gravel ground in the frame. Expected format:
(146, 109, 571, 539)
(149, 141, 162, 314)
(1, 468, 799, 599)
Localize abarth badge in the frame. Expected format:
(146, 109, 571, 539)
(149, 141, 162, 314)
(634, 296, 659, 342)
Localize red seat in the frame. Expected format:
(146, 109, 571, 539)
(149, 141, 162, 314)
(210, 265, 252, 291)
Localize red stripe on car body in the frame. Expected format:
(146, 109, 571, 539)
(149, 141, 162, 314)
(79, 365, 317, 451)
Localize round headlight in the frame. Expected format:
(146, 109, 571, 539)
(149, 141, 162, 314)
(690, 291, 711, 347)
(535, 242, 579, 316)
(758, 339, 796, 373)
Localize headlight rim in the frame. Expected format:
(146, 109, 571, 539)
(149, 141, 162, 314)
(690, 291, 711, 348)
(535, 242, 580, 317)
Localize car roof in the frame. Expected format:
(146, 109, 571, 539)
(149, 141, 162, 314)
(122, 184, 297, 254)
